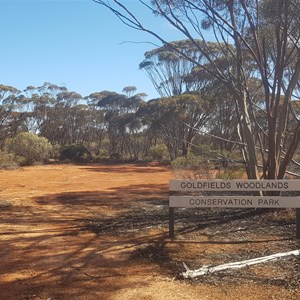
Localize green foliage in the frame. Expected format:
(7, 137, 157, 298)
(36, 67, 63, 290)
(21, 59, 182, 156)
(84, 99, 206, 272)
(5, 132, 52, 166)
(171, 155, 213, 179)
(122, 86, 137, 97)
(215, 168, 245, 180)
(149, 144, 169, 161)
(0, 151, 19, 169)
(0, 84, 21, 99)
(171, 155, 203, 170)
(60, 144, 92, 162)
(0, 151, 15, 165)
(109, 152, 121, 162)
(218, 149, 243, 162)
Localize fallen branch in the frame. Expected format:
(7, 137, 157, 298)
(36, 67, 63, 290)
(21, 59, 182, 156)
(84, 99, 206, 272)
(181, 249, 300, 280)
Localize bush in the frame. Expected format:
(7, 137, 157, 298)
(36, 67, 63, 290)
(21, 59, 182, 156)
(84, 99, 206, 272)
(60, 144, 92, 162)
(0, 151, 19, 169)
(109, 152, 121, 162)
(149, 144, 169, 161)
(5, 132, 52, 166)
(171, 155, 213, 179)
(215, 165, 246, 179)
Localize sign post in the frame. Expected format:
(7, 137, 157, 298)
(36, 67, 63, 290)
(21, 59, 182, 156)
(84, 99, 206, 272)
(297, 209, 300, 239)
(169, 207, 175, 239)
(169, 179, 300, 239)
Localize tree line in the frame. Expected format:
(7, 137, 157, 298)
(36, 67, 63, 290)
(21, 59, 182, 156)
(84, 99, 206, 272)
(1, 61, 299, 174)
(0, 78, 235, 165)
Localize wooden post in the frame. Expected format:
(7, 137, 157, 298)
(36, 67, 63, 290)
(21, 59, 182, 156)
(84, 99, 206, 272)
(296, 208, 300, 239)
(169, 207, 175, 239)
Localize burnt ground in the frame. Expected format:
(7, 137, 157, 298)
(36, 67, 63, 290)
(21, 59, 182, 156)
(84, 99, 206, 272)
(81, 204, 300, 286)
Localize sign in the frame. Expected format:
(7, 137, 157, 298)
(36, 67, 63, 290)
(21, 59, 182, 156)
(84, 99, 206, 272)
(168, 179, 300, 239)
(170, 179, 300, 191)
(170, 196, 300, 208)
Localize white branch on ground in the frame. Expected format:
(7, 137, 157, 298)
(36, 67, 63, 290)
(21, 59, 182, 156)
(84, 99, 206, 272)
(181, 249, 300, 279)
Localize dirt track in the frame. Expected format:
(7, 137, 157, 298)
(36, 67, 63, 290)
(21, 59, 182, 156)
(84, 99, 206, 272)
(0, 163, 300, 299)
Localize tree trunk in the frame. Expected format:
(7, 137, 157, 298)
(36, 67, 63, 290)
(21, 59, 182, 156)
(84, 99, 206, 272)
(236, 93, 259, 179)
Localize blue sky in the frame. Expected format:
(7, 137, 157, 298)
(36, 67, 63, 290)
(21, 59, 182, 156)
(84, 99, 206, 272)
(1, 0, 187, 100)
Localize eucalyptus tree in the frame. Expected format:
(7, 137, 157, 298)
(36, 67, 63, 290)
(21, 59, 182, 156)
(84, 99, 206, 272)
(39, 91, 82, 145)
(139, 39, 231, 97)
(21, 83, 67, 135)
(94, 0, 300, 179)
(95, 91, 146, 159)
(21, 85, 94, 147)
(140, 40, 240, 153)
(0, 84, 21, 145)
(0, 84, 21, 103)
(138, 93, 215, 159)
(122, 86, 137, 98)
(139, 40, 199, 97)
(35, 82, 67, 97)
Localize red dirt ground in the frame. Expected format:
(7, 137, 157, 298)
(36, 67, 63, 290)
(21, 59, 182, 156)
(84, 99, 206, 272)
(0, 163, 299, 299)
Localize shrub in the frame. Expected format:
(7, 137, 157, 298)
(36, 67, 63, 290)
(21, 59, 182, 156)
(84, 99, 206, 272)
(109, 152, 121, 162)
(171, 155, 213, 179)
(5, 132, 52, 166)
(60, 144, 92, 162)
(149, 144, 169, 161)
(0, 151, 19, 169)
(215, 165, 246, 179)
